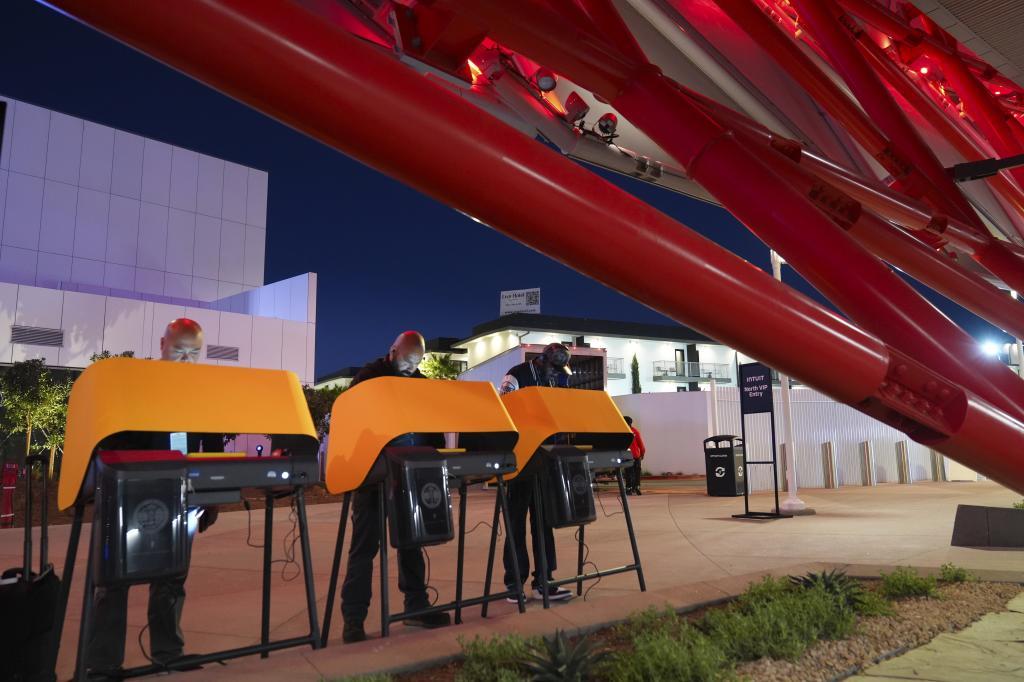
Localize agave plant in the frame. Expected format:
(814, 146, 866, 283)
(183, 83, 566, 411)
(789, 568, 865, 611)
(520, 630, 608, 681)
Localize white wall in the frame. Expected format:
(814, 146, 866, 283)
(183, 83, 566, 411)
(609, 387, 940, 489)
(0, 282, 316, 384)
(613, 392, 710, 474)
(0, 96, 267, 301)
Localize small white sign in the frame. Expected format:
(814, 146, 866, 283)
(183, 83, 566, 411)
(500, 288, 541, 316)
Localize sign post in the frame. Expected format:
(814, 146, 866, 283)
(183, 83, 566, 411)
(733, 361, 791, 519)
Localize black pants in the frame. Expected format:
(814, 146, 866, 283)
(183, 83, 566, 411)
(341, 485, 429, 623)
(629, 459, 643, 491)
(86, 550, 190, 669)
(502, 476, 557, 589)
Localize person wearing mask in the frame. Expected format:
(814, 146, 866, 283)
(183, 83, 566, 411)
(624, 416, 646, 495)
(86, 319, 221, 681)
(340, 331, 451, 643)
(499, 343, 574, 603)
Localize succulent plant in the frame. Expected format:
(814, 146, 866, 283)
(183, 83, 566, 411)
(789, 568, 865, 611)
(520, 630, 607, 681)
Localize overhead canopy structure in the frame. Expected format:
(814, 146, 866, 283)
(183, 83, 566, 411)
(41, 0, 1024, 494)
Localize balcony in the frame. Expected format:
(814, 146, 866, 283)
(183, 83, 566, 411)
(652, 361, 731, 383)
(607, 357, 626, 379)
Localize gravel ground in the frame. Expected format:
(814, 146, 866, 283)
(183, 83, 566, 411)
(736, 581, 1023, 682)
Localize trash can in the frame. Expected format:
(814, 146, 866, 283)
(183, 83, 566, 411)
(703, 435, 745, 497)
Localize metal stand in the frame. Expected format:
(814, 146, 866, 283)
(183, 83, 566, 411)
(734, 362, 791, 520)
(498, 468, 646, 611)
(62, 486, 320, 680)
(321, 474, 525, 642)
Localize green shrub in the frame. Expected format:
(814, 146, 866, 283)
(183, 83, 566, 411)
(520, 630, 607, 681)
(330, 675, 392, 682)
(613, 606, 685, 641)
(701, 586, 854, 662)
(602, 625, 731, 682)
(938, 563, 974, 584)
(739, 576, 795, 606)
(879, 567, 938, 599)
(854, 589, 894, 617)
(1013, 500, 1024, 510)
(457, 634, 532, 682)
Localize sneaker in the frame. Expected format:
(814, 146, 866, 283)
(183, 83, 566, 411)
(532, 584, 573, 601)
(505, 586, 529, 604)
(404, 611, 451, 629)
(635, 488, 642, 496)
(342, 620, 367, 643)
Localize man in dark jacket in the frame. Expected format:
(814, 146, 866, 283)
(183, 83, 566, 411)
(499, 343, 574, 603)
(86, 319, 221, 681)
(340, 331, 450, 643)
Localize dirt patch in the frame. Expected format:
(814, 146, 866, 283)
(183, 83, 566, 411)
(736, 581, 1022, 682)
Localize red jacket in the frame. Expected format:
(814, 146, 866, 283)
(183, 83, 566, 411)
(629, 426, 646, 460)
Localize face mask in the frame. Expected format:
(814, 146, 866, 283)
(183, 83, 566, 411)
(393, 352, 423, 376)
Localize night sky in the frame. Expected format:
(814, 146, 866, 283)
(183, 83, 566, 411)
(0, 0, 1008, 376)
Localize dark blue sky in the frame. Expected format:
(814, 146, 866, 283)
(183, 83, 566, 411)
(0, 0, 1007, 375)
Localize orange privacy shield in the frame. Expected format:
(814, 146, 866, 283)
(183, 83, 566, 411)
(325, 377, 517, 494)
(59, 358, 316, 509)
(500, 387, 633, 479)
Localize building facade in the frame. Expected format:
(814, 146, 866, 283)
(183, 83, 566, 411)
(0, 96, 316, 384)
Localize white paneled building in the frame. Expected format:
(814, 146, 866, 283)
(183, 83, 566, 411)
(0, 96, 316, 384)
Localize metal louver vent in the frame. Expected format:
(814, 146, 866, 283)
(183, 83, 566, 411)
(11, 325, 64, 347)
(207, 344, 240, 361)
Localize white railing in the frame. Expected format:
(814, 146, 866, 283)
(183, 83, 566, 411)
(652, 361, 730, 381)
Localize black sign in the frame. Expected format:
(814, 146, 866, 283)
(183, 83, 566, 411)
(739, 362, 773, 415)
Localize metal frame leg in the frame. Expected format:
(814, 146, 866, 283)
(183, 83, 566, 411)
(616, 468, 646, 592)
(49, 502, 83, 677)
(454, 481, 468, 624)
(319, 491, 351, 647)
(260, 492, 274, 658)
(496, 475, 525, 614)
(378, 482, 390, 638)
(576, 524, 585, 596)
(294, 488, 320, 648)
(532, 476, 551, 610)
(480, 488, 502, 618)
(72, 510, 98, 682)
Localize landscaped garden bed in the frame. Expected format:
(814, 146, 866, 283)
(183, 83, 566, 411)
(346, 565, 1021, 682)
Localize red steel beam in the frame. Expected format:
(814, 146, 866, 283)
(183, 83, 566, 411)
(40, 0, 1024, 493)
(785, 0, 982, 228)
(447, 0, 1024, 423)
(711, 0, 976, 226)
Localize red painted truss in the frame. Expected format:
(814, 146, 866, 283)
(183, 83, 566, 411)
(40, 0, 1024, 494)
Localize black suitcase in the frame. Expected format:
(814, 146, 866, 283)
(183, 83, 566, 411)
(0, 455, 60, 682)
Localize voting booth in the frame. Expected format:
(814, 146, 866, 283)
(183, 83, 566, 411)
(495, 387, 646, 610)
(55, 359, 320, 680)
(320, 377, 524, 641)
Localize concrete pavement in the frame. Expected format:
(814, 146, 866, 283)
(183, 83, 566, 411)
(1, 480, 1020, 679)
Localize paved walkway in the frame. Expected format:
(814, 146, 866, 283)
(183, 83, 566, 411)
(851, 592, 1024, 681)
(1, 480, 1020, 679)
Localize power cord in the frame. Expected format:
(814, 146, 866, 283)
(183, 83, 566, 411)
(573, 527, 602, 602)
(242, 496, 301, 581)
(422, 547, 439, 606)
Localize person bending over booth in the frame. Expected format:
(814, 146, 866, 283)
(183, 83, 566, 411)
(85, 319, 222, 681)
(498, 343, 574, 603)
(340, 331, 451, 643)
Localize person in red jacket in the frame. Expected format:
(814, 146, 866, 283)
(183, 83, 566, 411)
(624, 416, 646, 495)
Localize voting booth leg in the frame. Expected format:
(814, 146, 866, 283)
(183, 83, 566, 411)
(480, 476, 525, 618)
(532, 476, 552, 610)
(320, 491, 351, 647)
(260, 492, 274, 658)
(616, 468, 647, 592)
(576, 525, 585, 596)
(295, 488, 321, 649)
(377, 482, 391, 638)
(72, 511, 99, 682)
(454, 481, 468, 624)
(49, 501, 83, 676)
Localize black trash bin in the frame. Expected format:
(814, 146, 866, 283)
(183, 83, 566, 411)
(703, 435, 745, 497)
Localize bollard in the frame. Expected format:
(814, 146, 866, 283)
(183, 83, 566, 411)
(779, 442, 788, 492)
(859, 441, 876, 486)
(896, 441, 912, 484)
(930, 450, 947, 482)
(821, 441, 839, 488)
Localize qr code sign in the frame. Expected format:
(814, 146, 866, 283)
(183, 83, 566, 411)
(525, 290, 540, 306)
